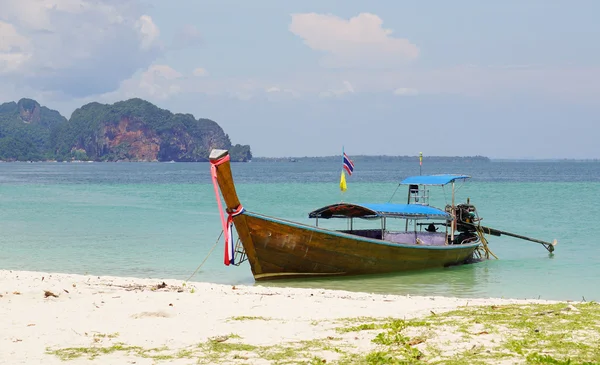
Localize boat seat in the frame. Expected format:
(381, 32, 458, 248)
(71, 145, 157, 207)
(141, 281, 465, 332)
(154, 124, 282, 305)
(384, 231, 447, 246)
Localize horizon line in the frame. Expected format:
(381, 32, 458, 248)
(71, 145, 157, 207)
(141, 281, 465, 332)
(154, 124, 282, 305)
(250, 155, 599, 161)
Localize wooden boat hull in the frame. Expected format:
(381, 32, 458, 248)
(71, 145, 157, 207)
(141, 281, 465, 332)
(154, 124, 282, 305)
(239, 212, 480, 281)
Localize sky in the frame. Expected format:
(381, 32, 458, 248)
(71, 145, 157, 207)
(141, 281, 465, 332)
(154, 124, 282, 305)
(1, 0, 598, 159)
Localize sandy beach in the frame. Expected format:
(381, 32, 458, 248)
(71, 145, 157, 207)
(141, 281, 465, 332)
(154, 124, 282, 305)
(3, 269, 595, 364)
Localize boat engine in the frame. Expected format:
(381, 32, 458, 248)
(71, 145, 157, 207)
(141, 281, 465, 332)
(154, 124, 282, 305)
(445, 201, 481, 244)
(455, 203, 479, 232)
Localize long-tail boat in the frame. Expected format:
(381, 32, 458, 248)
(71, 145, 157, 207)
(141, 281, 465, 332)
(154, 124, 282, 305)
(208, 149, 551, 281)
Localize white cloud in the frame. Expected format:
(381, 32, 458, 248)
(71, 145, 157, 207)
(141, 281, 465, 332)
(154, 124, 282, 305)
(343, 81, 355, 93)
(319, 80, 355, 98)
(193, 67, 208, 77)
(393, 87, 418, 96)
(265, 86, 298, 94)
(104, 71, 307, 104)
(264, 86, 300, 101)
(98, 72, 269, 104)
(0, 0, 162, 97)
(136, 15, 160, 50)
(0, 21, 32, 73)
(290, 12, 419, 68)
(115, 64, 182, 100)
(150, 64, 182, 80)
(1, 1, 53, 31)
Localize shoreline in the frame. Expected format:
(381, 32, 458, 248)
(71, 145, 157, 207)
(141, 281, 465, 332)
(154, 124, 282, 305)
(3, 269, 588, 364)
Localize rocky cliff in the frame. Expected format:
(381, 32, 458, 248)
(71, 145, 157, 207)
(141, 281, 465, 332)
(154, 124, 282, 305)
(54, 98, 251, 162)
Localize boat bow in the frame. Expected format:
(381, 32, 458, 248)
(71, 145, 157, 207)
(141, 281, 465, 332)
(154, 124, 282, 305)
(209, 149, 262, 273)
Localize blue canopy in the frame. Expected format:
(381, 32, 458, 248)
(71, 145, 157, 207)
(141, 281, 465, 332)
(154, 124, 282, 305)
(308, 202, 451, 220)
(400, 174, 471, 186)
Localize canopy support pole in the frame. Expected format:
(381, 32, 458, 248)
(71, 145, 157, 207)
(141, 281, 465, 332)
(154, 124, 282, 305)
(450, 181, 456, 243)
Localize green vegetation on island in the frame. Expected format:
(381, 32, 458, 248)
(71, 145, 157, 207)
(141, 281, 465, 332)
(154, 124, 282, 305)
(252, 155, 491, 163)
(0, 98, 251, 162)
(0, 98, 67, 161)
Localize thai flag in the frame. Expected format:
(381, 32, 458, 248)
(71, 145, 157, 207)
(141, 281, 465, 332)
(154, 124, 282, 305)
(343, 152, 354, 176)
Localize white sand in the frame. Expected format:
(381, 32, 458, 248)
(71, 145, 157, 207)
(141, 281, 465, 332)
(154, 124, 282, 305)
(0, 270, 559, 364)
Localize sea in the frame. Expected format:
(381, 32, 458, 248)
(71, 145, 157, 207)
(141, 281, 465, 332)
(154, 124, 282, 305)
(1, 159, 598, 302)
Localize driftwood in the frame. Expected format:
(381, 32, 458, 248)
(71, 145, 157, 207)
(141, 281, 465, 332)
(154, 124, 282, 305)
(44, 290, 58, 298)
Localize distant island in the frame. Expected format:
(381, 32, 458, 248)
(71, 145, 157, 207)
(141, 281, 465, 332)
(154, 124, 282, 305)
(252, 156, 600, 163)
(0, 98, 252, 162)
(252, 155, 491, 163)
(491, 158, 600, 162)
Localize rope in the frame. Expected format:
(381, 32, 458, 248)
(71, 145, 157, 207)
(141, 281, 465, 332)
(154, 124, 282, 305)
(454, 178, 468, 194)
(475, 225, 498, 260)
(387, 183, 401, 203)
(210, 153, 246, 266)
(184, 230, 223, 283)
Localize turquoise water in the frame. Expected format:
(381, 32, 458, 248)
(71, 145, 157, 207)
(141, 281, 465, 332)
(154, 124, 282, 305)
(0, 161, 598, 301)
